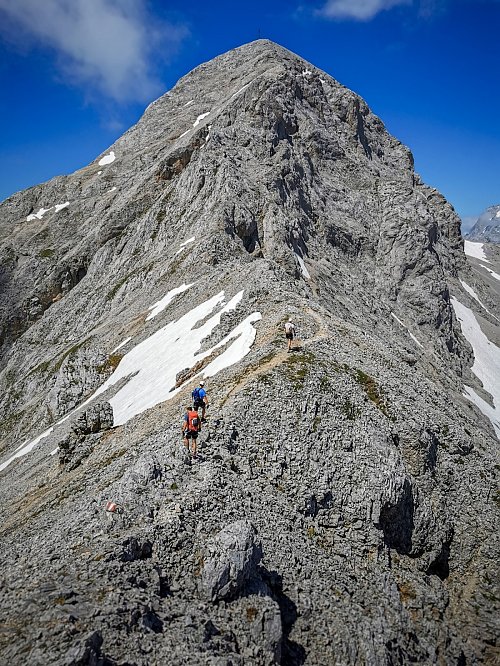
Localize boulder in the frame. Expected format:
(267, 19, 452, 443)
(200, 520, 262, 602)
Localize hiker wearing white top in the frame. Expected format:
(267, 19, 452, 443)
(284, 318, 296, 352)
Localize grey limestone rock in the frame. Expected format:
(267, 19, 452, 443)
(58, 401, 113, 469)
(200, 520, 263, 602)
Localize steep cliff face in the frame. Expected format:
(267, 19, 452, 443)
(0, 41, 498, 666)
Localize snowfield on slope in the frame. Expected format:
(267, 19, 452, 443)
(464, 240, 490, 263)
(451, 296, 500, 438)
(0, 288, 261, 471)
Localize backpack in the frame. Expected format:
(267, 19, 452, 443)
(285, 322, 294, 334)
(192, 387, 201, 401)
(187, 410, 200, 432)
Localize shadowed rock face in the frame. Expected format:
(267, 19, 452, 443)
(0, 40, 498, 665)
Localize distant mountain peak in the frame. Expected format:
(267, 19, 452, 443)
(465, 203, 500, 242)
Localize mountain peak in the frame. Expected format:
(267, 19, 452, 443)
(0, 41, 499, 666)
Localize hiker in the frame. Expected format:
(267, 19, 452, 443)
(182, 406, 201, 458)
(284, 318, 296, 352)
(192, 381, 208, 421)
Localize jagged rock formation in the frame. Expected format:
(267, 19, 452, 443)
(466, 205, 500, 243)
(0, 40, 499, 665)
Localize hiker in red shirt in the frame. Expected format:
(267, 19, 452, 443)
(182, 406, 201, 458)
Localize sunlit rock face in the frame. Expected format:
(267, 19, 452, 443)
(0, 40, 498, 666)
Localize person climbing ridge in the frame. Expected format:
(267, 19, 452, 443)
(192, 380, 208, 422)
(284, 318, 296, 352)
(182, 405, 201, 458)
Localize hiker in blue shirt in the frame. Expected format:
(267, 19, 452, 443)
(192, 381, 208, 422)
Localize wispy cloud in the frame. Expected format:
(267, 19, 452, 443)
(0, 0, 188, 103)
(317, 0, 412, 21)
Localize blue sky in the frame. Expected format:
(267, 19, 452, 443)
(0, 0, 498, 230)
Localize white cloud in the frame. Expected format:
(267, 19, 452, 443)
(318, 0, 412, 20)
(0, 0, 187, 102)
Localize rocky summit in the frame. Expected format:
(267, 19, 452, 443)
(0, 40, 499, 666)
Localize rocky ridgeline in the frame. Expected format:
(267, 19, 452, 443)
(0, 41, 499, 665)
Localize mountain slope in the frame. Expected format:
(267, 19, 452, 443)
(0, 40, 498, 665)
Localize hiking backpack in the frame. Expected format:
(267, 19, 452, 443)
(187, 410, 199, 432)
(192, 387, 201, 401)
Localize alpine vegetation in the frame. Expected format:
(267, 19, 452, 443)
(0, 41, 499, 665)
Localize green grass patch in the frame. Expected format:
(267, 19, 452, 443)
(284, 351, 316, 389)
(354, 368, 392, 419)
(26, 359, 51, 377)
(97, 354, 123, 374)
(53, 338, 90, 372)
(106, 276, 130, 302)
(38, 248, 55, 258)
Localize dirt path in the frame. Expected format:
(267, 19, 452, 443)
(221, 307, 330, 406)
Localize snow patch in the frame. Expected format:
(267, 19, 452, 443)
(451, 296, 500, 439)
(193, 112, 210, 127)
(111, 337, 132, 354)
(54, 202, 70, 212)
(1, 287, 261, 471)
(27, 207, 51, 221)
(179, 129, 190, 138)
(230, 83, 251, 99)
(0, 428, 54, 472)
(109, 187, 117, 192)
(302, 69, 313, 77)
(463, 386, 500, 439)
(97, 170, 102, 175)
(78, 289, 258, 426)
(98, 151, 116, 166)
(184, 100, 194, 106)
(496, 210, 500, 218)
(203, 312, 262, 378)
(484, 266, 500, 282)
(146, 283, 193, 321)
(464, 240, 490, 263)
(175, 237, 196, 256)
(295, 253, 311, 279)
(460, 280, 491, 315)
(391, 313, 423, 349)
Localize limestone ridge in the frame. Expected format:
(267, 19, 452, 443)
(0, 40, 498, 665)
